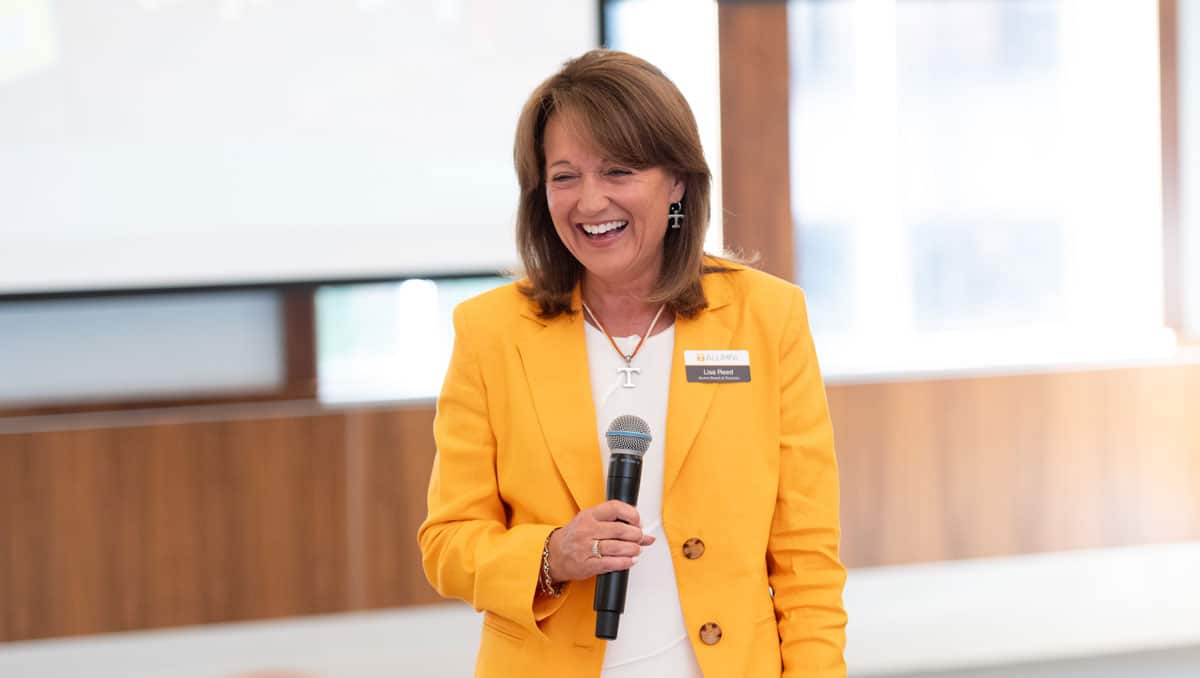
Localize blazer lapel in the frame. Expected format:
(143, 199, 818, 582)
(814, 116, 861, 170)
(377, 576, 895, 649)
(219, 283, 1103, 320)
(663, 273, 736, 499)
(516, 288, 605, 512)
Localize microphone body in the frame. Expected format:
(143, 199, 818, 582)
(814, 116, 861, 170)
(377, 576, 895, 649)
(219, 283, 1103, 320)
(594, 452, 643, 640)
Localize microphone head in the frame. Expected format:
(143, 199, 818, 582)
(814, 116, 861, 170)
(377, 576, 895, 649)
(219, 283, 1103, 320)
(605, 415, 652, 457)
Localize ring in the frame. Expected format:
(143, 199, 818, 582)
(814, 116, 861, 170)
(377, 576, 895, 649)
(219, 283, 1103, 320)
(591, 539, 602, 559)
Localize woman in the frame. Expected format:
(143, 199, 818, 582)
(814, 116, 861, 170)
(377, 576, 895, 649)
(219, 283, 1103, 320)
(418, 50, 846, 677)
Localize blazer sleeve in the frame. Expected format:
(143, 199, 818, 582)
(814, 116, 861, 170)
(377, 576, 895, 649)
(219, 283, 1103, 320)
(768, 287, 849, 677)
(416, 303, 567, 637)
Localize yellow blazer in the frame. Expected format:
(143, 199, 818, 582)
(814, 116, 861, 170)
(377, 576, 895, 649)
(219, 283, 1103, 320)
(418, 263, 847, 677)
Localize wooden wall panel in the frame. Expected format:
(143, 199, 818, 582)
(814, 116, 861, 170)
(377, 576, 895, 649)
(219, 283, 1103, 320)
(828, 365, 1200, 568)
(0, 414, 350, 642)
(350, 407, 442, 610)
(281, 287, 319, 400)
(1161, 0, 1182, 332)
(4, 362, 1198, 642)
(718, 1, 794, 279)
(1, 433, 48, 641)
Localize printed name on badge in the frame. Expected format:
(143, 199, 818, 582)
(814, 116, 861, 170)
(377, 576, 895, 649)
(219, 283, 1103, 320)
(683, 350, 751, 383)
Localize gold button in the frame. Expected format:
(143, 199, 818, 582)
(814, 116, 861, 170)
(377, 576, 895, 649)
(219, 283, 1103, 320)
(699, 622, 722, 645)
(682, 537, 705, 560)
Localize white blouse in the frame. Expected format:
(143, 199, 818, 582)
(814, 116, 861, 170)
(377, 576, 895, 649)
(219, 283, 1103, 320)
(584, 321, 703, 678)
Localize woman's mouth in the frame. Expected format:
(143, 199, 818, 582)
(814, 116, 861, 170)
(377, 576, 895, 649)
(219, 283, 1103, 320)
(578, 220, 628, 240)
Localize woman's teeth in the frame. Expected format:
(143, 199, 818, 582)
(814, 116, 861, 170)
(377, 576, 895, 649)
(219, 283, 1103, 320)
(581, 220, 628, 236)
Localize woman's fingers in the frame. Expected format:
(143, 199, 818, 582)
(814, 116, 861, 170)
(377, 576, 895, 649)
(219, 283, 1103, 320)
(594, 520, 645, 543)
(592, 500, 641, 526)
(595, 556, 636, 574)
(595, 538, 641, 558)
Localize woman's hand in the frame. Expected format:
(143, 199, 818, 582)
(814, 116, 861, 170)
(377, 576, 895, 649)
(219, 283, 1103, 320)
(547, 500, 656, 583)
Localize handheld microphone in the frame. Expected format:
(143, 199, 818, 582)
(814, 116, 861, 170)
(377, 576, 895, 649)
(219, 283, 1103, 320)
(594, 414, 652, 640)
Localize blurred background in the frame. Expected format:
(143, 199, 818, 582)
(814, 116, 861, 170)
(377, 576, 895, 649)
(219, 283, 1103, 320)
(1, 0, 1198, 676)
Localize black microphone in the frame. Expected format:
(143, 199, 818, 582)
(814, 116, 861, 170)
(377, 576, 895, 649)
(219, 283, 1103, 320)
(594, 414, 652, 640)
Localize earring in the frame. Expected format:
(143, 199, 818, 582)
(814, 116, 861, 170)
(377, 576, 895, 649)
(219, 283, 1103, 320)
(668, 201, 684, 229)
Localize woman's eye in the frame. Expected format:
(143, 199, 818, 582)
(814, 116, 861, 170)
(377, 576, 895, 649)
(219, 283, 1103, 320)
(606, 168, 633, 177)
(551, 174, 577, 183)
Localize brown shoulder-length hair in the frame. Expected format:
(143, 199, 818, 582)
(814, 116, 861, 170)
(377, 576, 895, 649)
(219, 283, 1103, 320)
(513, 49, 731, 319)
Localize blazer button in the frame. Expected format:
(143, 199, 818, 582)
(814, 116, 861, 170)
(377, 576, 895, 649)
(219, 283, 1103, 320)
(682, 537, 705, 559)
(699, 622, 722, 645)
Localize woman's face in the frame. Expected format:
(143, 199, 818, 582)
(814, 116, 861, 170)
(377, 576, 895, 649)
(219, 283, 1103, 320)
(543, 114, 684, 291)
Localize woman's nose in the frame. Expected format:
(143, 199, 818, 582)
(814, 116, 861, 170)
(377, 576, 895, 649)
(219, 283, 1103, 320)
(577, 174, 609, 214)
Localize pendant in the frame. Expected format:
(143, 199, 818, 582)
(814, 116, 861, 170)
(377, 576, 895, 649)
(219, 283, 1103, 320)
(617, 364, 641, 388)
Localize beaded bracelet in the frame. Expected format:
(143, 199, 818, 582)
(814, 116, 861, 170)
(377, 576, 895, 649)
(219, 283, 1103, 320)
(538, 528, 566, 598)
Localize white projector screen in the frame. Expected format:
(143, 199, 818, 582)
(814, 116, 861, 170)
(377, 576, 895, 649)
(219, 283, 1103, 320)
(0, 1, 597, 296)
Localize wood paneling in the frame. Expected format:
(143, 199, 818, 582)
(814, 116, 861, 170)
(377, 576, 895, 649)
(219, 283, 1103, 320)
(0, 414, 350, 642)
(281, 287, 319, 400)
(350, 408, 443, 609)
(828, 365, 1200, 568)
(1161, 0, 1182, 334)
(718, 1, 794, 280)
(4, 361, 1198, 642)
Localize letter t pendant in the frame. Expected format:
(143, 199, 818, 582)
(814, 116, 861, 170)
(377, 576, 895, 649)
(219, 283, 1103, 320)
(616, 364, 641, 388)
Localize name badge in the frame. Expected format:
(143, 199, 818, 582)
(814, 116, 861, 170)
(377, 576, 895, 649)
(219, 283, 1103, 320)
(684, 350, 751, 383)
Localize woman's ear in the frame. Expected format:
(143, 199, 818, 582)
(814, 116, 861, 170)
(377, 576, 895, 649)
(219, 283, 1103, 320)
(670, 175, 686, 204)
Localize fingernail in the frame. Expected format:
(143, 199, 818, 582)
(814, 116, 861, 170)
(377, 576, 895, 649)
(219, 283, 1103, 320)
(631, 556, 640, 565)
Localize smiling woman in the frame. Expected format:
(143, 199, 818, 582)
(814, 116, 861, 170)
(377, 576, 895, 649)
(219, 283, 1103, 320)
(417, 50, 848, 678)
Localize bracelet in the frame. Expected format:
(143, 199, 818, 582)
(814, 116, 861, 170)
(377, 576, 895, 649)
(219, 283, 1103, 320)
(538, 528, 566, 598)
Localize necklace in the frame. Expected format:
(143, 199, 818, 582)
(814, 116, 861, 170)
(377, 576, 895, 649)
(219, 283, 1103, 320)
(582, 302, 667, 389)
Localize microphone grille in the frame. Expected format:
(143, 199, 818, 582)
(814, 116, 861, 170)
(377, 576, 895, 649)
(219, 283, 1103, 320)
(605, 415, 652, 456)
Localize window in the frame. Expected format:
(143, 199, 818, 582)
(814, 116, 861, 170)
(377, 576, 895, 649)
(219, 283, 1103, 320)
(790, 0, 1173, 377)
(0, 291, 283, 406)
(316, 277, 507, 403)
